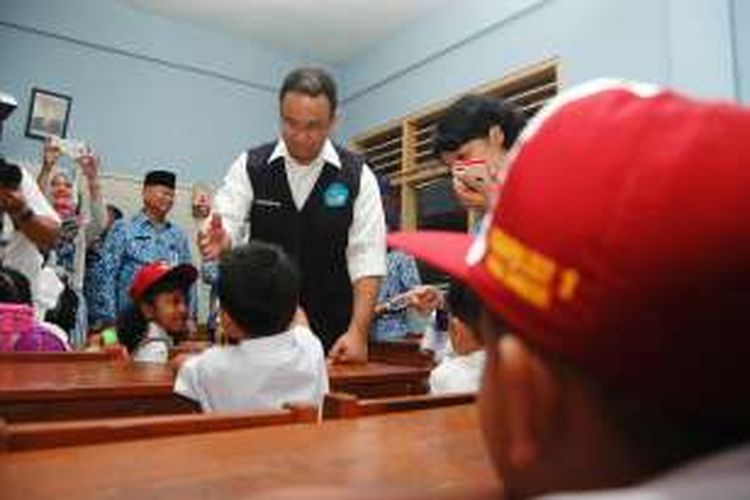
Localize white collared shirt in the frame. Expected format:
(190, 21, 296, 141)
(173, 325, 329, 412)
(429, 349, 485, 395)
(213, 138, 386, 281)
(132, 322, 172, 363)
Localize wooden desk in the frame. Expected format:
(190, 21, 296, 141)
(0, 405, 500, 499)
(369, 337, 435, 368)
(0, 361, 194, 422)
(0, 361, 430, 422)
(328, 361, 430, 398)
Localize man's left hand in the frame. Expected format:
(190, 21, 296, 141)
(328, 329, 368, 364)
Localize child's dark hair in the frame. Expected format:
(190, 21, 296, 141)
(218, 241, 300, 338)
(0, 266, 32, 304)
(434, 94, 527, 155)
(117, 278, 189, 353)
(446, 278, 484, 337)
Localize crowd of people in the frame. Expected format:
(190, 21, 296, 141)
(1, 68, 749, 497)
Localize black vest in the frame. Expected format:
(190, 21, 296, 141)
(245, 142, 363, 352)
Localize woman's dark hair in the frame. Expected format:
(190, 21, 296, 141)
(0, 266, 32, 304)
(218, 241, 300, 338)
(279, 67, 338, 116)
(434, 94, 527, 155)
(116, 277, 189, 353)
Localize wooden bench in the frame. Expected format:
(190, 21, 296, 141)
(328, 361, 431, 398)
(0, 403, 317, 451)
(0, 351, 120, 362)
(0, 361, 194, 422)
(0, 359, 431, 422)
(368, 336, 435, 367)
(0, 405, 499, 499)
(323, 391, 475, 419)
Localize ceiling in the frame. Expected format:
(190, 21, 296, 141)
(119, 0, 449, 64)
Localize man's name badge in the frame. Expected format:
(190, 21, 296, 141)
(324, 182, 349, 208)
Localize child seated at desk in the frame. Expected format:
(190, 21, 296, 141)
(118, 261, 197, 363)
(173, 241, 328, 412)
(429, 280, 487, 394)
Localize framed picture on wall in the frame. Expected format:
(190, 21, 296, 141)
(24, 87, 72, 140)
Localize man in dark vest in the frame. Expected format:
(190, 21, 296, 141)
(200, 67, 386, 363)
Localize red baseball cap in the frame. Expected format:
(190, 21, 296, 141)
(129, 261, 198, 302)
(389, 80, 750, 424)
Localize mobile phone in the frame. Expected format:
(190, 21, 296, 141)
(53, 137, 87, 159)
(384, 294, 411, 313)
(435, 308, 450, 332)
(0, 157, 22, 190)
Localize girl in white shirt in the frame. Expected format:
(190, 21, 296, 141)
(117, 261, 197, 363)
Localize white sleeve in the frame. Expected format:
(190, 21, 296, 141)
(213, 152, 254, 247)
(21, 168, 60, 223)
(173, 355, 205, 408)
(429, 362, 451, 394)
(346, 164, 386, 281)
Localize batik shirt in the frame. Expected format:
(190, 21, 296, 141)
(370, 250, 422, 341)
(90, 212, 194, 324)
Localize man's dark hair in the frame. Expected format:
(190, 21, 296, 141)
(279, 67, 338, 116)
(434, 94, 527, 155)
(218, 241, 300, 338)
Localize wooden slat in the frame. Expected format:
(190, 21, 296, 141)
(503, 80, 558, 105)
(359, 134, 402, 156)
(366, 146, 402, 165)
(2, 403, 318, 451)
(0, 351, 120, 363)
(323, 392, 475, 419)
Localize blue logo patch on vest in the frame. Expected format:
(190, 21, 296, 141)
(324, 182, 349, 208)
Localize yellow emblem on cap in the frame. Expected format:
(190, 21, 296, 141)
(483, 227, 579, 309)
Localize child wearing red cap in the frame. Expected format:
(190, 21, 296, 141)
(390, 80, 750, 498)
(118, 261, 197, 363)
(174, 241, 328, 412)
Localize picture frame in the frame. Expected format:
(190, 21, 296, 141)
(24, 87, 72, 140)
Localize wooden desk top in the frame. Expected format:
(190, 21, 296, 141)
(0, 405, 500, 499)
(0, 361, 174, 401)
(0, 360, 430, 402)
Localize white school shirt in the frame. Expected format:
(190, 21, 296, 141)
(132, 322, 172, 363)
(213, 138, 386, 281)
(174, 325, 329, 412)
(429, 349, 485, 395)
(538, 443, 750, 500)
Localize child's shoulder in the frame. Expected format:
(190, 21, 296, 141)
(288, 325, 325, 353)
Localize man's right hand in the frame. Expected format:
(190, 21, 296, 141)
(198, 212, 230, 260)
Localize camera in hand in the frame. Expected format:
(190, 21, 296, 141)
(0, 157, 22, 191)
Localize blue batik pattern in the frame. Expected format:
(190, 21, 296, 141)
(90, 212, 195, 324)
(370, 250, 422, 341)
